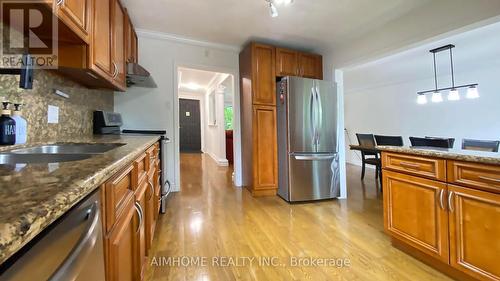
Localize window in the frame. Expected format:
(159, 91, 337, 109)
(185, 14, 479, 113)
(224, 106, 233, 130)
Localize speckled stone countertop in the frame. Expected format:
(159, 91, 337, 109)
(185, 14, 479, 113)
(0, 135, 160, 265)
(378, 146, 500, 165)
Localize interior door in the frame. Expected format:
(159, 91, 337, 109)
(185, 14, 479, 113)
(179, 99, 201, 152)
(287, 77, 337, 153)
(448, 184, 500, 281)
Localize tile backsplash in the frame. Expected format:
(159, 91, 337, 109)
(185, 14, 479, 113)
(0, 70, 113, 142)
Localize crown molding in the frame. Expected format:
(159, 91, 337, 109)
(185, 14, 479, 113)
(136, 29, 241, 52)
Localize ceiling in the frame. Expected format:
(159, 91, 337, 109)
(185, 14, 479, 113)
(121, 0, 432, 52)
(178, 67, 221, 93)
(344, 21, 500, 92)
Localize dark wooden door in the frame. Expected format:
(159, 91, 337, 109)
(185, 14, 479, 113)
(179, 99, 201, 152)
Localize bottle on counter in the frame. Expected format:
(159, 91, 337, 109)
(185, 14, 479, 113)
(12, 103, 27, 144)
(0, 101, 16, 145)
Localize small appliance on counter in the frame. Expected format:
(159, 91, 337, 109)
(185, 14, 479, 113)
(12, 104, 27, 145)
(93, 111, 171, 213)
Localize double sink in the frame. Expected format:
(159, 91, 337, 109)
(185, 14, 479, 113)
(0, 143, 125, 165)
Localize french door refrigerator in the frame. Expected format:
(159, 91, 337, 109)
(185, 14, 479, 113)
(277, 76, 340, 202)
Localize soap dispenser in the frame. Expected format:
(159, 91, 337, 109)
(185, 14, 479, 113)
(12, 103, 27, 144)
(0, 102, 16, 145)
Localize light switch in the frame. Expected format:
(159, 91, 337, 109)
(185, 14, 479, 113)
(48, 105, 59, 124)
(186, 111, 191, 117)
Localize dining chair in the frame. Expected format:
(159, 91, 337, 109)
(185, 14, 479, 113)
(374, 135, 404, 146)
(409, 137, 453, 148)
(425, 136, 455, 148)
(356, 134, 381, 181)
(462, 139, 500, 152)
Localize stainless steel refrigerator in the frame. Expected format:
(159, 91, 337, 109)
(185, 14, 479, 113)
(277, 76, 340, 202)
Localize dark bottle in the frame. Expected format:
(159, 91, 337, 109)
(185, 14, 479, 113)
(0, 102, 16, 145)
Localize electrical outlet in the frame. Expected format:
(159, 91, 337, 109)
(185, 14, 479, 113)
(48, 105, 59, 124)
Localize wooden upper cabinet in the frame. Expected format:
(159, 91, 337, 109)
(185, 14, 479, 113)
(276, 48, 298, 77)
(90, 0, 113, 78)
(252, 44, 276, 105)
(299, 52, 323, 79)
(448, 184, 500, 281)
(383, 170, 449, 263)
(56, 0, 91, 43)
(111, 0, 126, 90)
(124, 10, 138, 64)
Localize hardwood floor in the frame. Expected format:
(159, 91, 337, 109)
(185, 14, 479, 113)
(146, 153, 452, 281)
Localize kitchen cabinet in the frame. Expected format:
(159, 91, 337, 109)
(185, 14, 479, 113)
(252, 43, 276, 105)
(276, 48, 298, 77)
(383, 170, 449, 263)
(55, 0, 92, 43)
(382, 151, 500, 281)
(448, 184, 500, 281)
(90, 0, 113, 79)
(298, 52, 322, 79)
(276, 48, 323, 80)
(103, 142, 161, 281)
(125, 10, 139, 64)
(111, 0, 126, 88)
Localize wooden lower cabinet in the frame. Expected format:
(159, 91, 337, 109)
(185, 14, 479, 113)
(106, 197, 137, 281)
(383, 170, 449, 263)
(103, 142, 161, 281)
(448, 184, 500, 281)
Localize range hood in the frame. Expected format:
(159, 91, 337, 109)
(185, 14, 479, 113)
(126, 63, 157, 88)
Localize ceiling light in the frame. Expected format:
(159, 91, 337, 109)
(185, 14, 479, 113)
(275, 0, 293, 5)
(466, 85, 479, 99)
(269, 2, 278, 17)
(182, 83, 202, 90)
(447, 89, 460, 101)
(417, 94, 427, 105)
(431, 91, 443, 103)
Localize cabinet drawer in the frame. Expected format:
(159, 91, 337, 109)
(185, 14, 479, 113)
(448, 161, 500, 194)
(104, 164, 134, 232)
(133, 153, 147, 188)
(382, 152, 446, 181)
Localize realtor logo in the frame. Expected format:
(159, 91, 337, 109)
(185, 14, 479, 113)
(1, 1, 58, 68)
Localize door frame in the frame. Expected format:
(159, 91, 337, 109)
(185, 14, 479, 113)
(173, 62, 243, 188)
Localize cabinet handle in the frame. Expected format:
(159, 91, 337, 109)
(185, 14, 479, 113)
(448, 191, 455, 212)
(134, 202, 143, 233)
(112, 62, 118, 78)
(478, 176, 500, 184)
(56, 0, 64, 6)
(399, 162, 420, 170)
(438, 189, 445, 210)
(148, 179, 154, 201)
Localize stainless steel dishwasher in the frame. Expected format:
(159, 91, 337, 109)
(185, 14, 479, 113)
(0, 190, 106, 281)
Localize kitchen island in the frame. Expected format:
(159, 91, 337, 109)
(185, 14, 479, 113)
(0, 135, 160, 267)
(380, 146, 500, 281)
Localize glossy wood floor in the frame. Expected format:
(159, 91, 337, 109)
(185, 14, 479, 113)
(146, 153, 452, 281)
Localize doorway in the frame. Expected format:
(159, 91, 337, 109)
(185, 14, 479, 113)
(179, 99, 202, 152)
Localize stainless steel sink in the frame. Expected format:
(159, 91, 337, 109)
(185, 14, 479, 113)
(0, 153, 93, 164)
(10, 143, 125, 154)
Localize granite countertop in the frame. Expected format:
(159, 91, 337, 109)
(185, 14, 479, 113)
(377, 146, 500, 165)
(0, 135, 161, 265)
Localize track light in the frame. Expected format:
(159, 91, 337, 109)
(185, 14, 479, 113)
(275, 0, 294, 5)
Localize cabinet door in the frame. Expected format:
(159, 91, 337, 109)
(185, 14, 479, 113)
(448, 184, 500, 281)
(299, 53, 322, 79)
(57, 0, 91, 43)
(252, 105, 278, 192)
(111, 0, 126, 89)
(145, 172, 156, 252)
(91, 0, 113, 77)
(252, 44, 276, 105)
(276, 48, 298, 77)
(134, 183, 147, 281)
(383, 170, 449, 262)
(107, 198, 137, 281)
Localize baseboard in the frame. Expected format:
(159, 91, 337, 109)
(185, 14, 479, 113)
(206, 152, 229, 166)
(346, 161, 376, 170)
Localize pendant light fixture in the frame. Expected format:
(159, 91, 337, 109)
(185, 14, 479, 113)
(417, 44, 478, 104)
(265, 0, 294, 18)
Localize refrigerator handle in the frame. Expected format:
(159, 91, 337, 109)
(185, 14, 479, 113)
(315, 83, 323, 146)
(309, 84, 317, 146)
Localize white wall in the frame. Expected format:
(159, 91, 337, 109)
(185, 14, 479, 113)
(178, 91, 206, 152)
(114, 31, 241, 191)
(344, 65, 500, 166)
